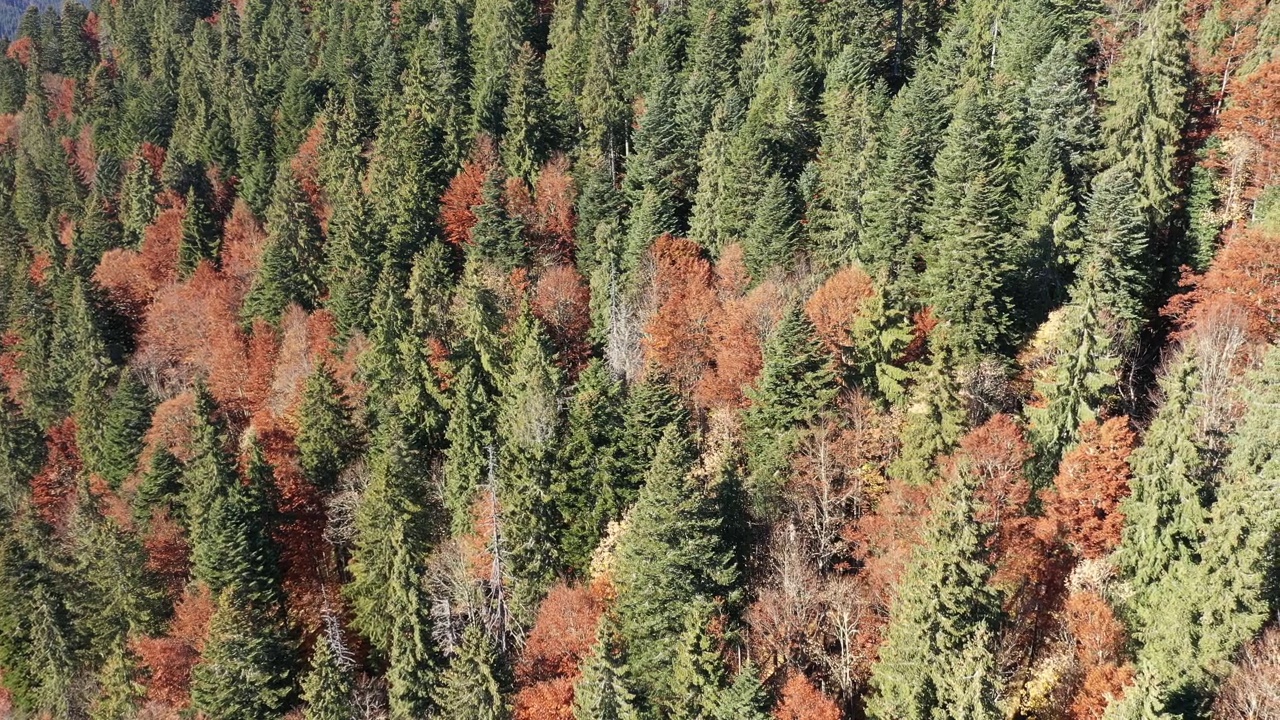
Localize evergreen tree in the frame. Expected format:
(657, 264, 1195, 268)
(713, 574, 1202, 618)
(618, 377, 690, 500)
(613, 428, 738, 706)
(433, 623, 510, 720)
(301, 628, 355, 720)
(243, 168, 326, 322)
(574, 620, 641, 720)
(744, 306, 837, 505)
(470, 0, 532, 136)
(667, 607, 729, 719)
(866, 455, 1001, 720)
(177, 187, 218, 276)
(190, 589, 294, 720)
(1115, 358, 1209, 616)
(443, 352, 496, 534)
(119, 154, 159, 246)
(741, 173, 800, 278)
(502, 43, 554, 181)
(68, 508, 164, 660)
(1099, 0, 1189, 234)
(555, 359, 625, 571)
(97, 372, 153, 489)
(296, 363, 359, 494)
(1026, 282, 1121, 477)
(1078, 166, 1152, 332)
(496, 310, 564, 618)
(709, 664, 771, 720)
(386, 527, 439, 719)
(921, 80, 1016, 358)
(889, 341, 966, 485)
(470, 168, 528, 270)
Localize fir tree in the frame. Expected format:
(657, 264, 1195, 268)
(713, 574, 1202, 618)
(555, 359, 626, 571)
(296, 363, 359, 494)
(433, 623, 511, 720)
(1099, 0, 1189, 234)
(502, 43, 554, 181)
(744, 306, 837, 505)
(741, 173, 800, 279)
(177, 187, 218, 276)
(301, 627, 355, 720)
(1078, 166, 1152, 332)
(444, 352, 496, 535)
(574, 621, 641, 720)
(613, 428, 738, 705)
(190, 589, 294, 720)
(497, 310, 565, 618)
(243, 168, 326, 322)
(470, 168, 528, 270)
(97, 372, 153, 489)
(889, 341, 967, 485)
(866, 455, 1001, 720)
(470, 0, 532, 137)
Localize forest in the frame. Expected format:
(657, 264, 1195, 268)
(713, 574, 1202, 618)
(0, 0, 1276, 715)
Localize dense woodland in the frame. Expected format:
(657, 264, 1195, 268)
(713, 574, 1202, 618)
(0, 0, 1277, 715)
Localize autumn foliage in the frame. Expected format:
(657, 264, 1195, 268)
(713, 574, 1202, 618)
(512, 583, 604, 720)
(773, 671, 842, 720)
(1042, 418, 1136, 560)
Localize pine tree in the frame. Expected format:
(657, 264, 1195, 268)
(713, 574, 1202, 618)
(866, 455, 1001, 720)
(296, 363, 359, 494)
(434, 623, 510, 720)
(243, 168, 326, 322)
(744, 306, 837, 505)
(190, 589, 294, 720)
(613, 427, 738, 704)
(301, 626, 356, 720)
(497, 310, 565, 618)
(1099, 0, 1189, 233)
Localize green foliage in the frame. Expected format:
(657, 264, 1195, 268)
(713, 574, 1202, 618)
(243, 168, 326, 322)
(866, 457, 1001, 720)
(889, 343, 966, 485)
(301, 627, 355, 720)
(613, 428, 738, 708)
(190, 590, 295, 720)
(555, 359, 626, 571)
(97, 373, 153, 489)
(574, 619, 640, 720)
(434, 623, 510, 720)
(296, 363, 360, 494)
(444, 352, 497, 534)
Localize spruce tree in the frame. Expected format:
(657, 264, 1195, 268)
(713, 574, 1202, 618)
(502, 43, 554, 181)
(1115, 357, 1209, 615)
(433, 623, 510, 720)
(744, 306, 837, 505)
(889, 341, 967, 485)
(302, 627, 355, 720)
(612, 428, 738, 705)
(555, 359, 626, 571)
(470, 168, 528, 271)
(1026, 282, 1121, 478)
(618, 377, 690, 502)
(1078, 166, 1152, 332)
(741, 173, 800, 279)
(443, 352, 496, 535)
(296, 363, 359, 494)
(470, 0, 532, 137)
(97, 372, 153, 489)
(497, 310, 565, 618)
(243, 168, 326, 322)
(1098, 0, 1189, 233)
(574, 620, 641, 720)
(190, 589, 294, 720)
(866, 456, 1001, 720)
(667, 607, 729, 719)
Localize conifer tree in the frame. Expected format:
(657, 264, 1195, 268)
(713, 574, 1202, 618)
(667, 607, 729, 718)
(619, 377, 690, 500)
(470, 168, 528, 270)
(741, 173, 800, 278)
(470, 0, 532, 136)
(889, 341, 967, 485)
(613, 428, 738, 705)
(497, 310, 565, 617)
(302, 627, 355, 720)
(177, 187, 218, 276)
(386, 529, 439, 719)
(1027, 282, 1121, 477)
(555, 359, 625, 571)
(1099, 0, 1189, 233)
(502, 43, 555, 181)
(119, 154, 159, 247)
(190, 589, 294, 720)
(296, 363, 359, 494)
(921, 80, 1016, 357)
(577, 0, 632, 162)
(95, 373, 152, 490)
(574, 624, 641, 720)
(69, 509, 164, 659)
(444, 352, 496, 534)
(744, 306, 837, 504)
(345, 407, 438, 657)
(243, 168, 326, 322)
(866, 455, 1001, 720)
(1115, 358, 1209, 616)
(434, 623, 511, 720)
(710, 664, 771, 720)
(323, 172, 383, 335)
(1078, 166, 1151, 332)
